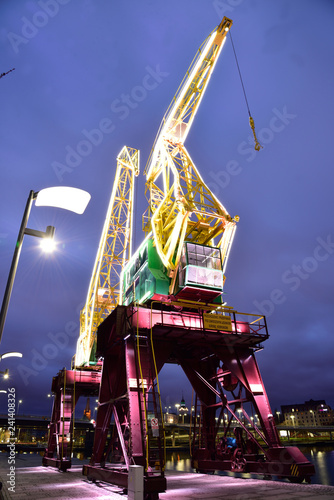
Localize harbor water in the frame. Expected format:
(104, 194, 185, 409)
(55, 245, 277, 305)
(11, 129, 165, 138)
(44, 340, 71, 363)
(165, 444, 334, 486)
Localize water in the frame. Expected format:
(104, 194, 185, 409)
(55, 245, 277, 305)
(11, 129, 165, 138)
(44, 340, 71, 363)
(300, 445, 334, 486)
(165, 445, 334, 486)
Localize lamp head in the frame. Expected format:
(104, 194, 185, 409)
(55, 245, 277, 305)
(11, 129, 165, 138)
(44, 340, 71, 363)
(35, 187, 91, 214)
(0, 352, 23, 360)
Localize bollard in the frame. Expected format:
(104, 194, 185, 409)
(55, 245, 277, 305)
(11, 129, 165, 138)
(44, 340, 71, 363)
(128, 465, 144, 500)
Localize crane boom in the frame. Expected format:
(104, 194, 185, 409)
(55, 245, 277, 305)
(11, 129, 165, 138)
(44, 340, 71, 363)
(75, 146, 139, 367)
(146, 16, 232, 168)
(142, 17, 237, 294)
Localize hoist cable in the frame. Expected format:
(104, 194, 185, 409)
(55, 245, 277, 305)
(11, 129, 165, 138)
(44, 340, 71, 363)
(230, 31, 251, 117)
(229, 31, 262, 151)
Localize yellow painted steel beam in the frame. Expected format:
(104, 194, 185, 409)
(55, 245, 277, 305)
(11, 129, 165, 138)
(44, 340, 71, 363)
(75, 146, 139, 367)
(143, 18, 238, 291)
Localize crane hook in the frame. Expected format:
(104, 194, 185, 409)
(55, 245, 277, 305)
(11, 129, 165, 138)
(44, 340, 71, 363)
(249, 116, 262, 151)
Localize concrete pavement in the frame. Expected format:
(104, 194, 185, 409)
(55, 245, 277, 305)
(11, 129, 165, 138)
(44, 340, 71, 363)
(0, 453, 334, 499)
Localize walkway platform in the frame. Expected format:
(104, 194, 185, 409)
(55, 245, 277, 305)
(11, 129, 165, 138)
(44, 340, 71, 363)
(1, 453, 334, 499)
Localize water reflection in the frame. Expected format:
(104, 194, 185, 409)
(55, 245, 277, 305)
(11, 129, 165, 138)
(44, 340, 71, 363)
(165, 452, 194, 473)
(165, 447, 334, 486)
(72, 446, 334, 486)
(300, 446, 334, 486)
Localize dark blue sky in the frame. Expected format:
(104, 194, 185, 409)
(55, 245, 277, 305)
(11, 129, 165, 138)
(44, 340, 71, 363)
(0, 0, 334, 417)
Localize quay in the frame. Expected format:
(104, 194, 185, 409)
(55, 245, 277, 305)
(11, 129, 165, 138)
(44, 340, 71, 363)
(1, 454, 334, 500)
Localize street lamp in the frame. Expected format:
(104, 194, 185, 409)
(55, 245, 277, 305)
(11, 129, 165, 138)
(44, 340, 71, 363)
(17, 399, 22, 415)
(175, 403, 180, 423)
(47, 393, 55, 412)
(0, 187, 91, 344)
(0, 352, 23, 379)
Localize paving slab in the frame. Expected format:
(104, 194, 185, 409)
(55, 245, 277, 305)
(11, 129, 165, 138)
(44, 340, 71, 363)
(160, 471, 334, 500)
(0, 453, 334, 500)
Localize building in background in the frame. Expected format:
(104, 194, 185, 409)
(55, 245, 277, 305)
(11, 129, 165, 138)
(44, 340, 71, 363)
(178, 396, 189, 424)
(281, 399, 334, 427)
(164, 395, 191, 424)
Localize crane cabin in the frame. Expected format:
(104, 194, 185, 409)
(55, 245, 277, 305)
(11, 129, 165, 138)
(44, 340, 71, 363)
(121, 237, 226, 305)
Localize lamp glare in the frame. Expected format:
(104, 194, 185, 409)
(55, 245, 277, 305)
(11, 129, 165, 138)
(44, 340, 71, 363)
(40, 238, 56, 253)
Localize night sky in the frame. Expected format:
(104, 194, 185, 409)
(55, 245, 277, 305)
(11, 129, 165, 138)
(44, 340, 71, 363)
(0, 0, 333, 418)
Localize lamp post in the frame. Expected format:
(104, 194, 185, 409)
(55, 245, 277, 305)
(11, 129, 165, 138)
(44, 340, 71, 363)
(0, 187, 90, 344)
(290, 414, 295, 437)
(17, 399, 22, 415)
(47, 393, 55, 414)
(0, 352, 23, 380)
(175, 403, 180, 423)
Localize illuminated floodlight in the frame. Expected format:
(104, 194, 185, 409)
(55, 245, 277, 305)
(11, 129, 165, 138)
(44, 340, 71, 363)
(35, 186, 91, 214)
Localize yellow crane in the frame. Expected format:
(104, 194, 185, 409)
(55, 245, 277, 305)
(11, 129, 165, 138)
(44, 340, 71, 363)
(75, 146, 139, 367)
(118, 17, 238, 305)
(76, 15, 260, 364)
(136, 17, 239, 301)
